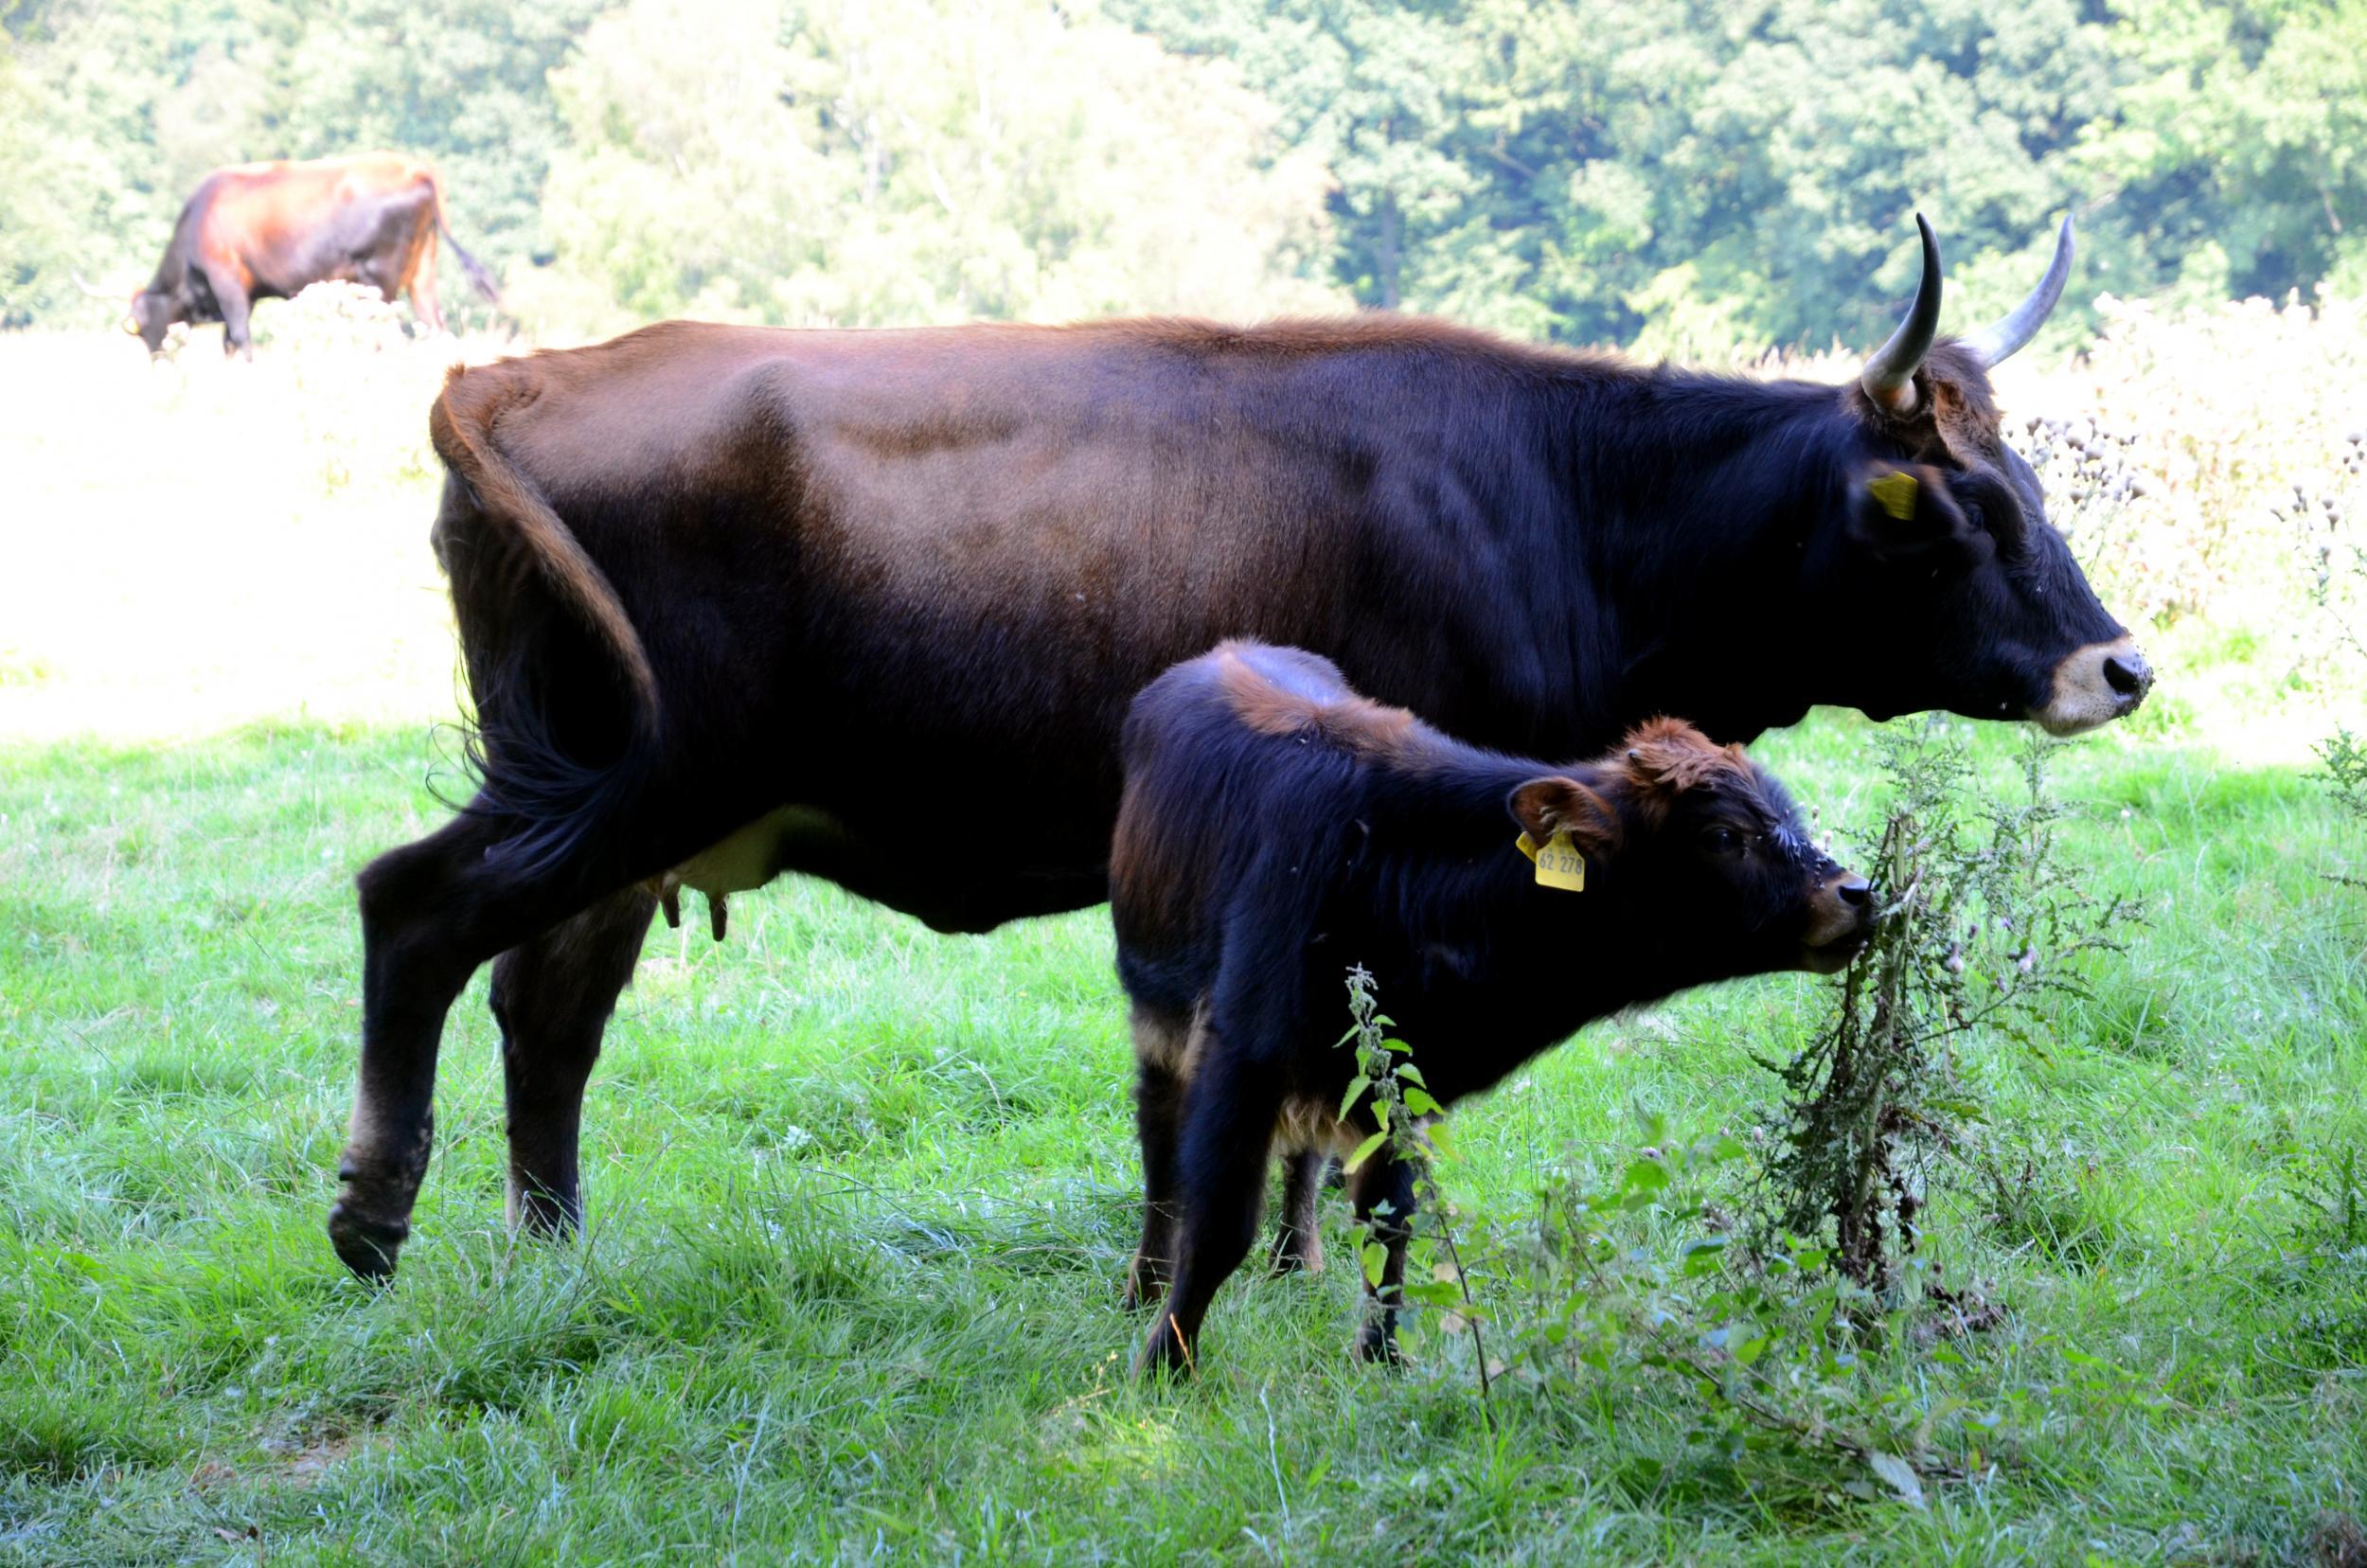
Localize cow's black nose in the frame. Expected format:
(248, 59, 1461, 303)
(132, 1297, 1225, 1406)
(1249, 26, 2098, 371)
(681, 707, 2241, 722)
(1836, 878, 1872, 907)
(2104, 650, 2152, 698)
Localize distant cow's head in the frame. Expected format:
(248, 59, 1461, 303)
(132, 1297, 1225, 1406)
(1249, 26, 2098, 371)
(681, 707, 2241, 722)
(129, 288, 178, 353)
(1508, 718, 1872, 978)
(74, 274, 175, 353)
(1809, 217, 2150, 737)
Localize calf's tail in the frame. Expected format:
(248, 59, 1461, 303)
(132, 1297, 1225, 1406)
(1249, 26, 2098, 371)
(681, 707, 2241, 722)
(428, 365, 658, 877)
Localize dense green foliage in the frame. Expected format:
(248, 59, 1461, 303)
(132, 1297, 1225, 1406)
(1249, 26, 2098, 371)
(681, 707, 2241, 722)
(7, 0, 2363, 344)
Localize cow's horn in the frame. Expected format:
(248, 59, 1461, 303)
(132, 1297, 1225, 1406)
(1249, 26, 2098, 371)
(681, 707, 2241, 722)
(1859, 213, 1943, 416)
(73, 273, 125, 299)
(1963, 215, 2074, 369)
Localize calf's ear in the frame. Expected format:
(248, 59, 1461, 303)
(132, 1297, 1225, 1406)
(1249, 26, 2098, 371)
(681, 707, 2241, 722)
(1508, 776, 1620, 858)
(1847, 461, 1991, 564)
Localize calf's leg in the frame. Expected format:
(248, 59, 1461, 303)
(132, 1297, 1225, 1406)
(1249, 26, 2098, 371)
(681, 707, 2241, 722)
(1136, 1046, 1281, 1378)
(491, 885, 657, 1237)
(1348, 1150, 1418, 1364)
(1269, 1148, 1327, 1275)
(329, 807, 641, 1281)
(1123, 1055, 1186, 1310)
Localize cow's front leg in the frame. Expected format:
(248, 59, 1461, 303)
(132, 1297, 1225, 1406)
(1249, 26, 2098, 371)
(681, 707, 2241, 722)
(491, 885, 656, 1238)
(1348, 1149, 1418, 1364)
(205, 266, 255, 360)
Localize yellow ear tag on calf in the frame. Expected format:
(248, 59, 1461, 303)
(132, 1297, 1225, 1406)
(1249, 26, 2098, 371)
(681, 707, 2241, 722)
(1515, 829, 1587, 892)
(1868, 469, 1918, 521)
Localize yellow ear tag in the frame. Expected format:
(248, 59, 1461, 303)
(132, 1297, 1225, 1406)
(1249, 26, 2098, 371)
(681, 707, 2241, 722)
(1868, 469, 1918, 520)
(1515, 829, 1587, 892)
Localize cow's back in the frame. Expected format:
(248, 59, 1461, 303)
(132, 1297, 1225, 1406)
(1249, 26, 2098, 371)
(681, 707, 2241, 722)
(456, 321, 1587, 880)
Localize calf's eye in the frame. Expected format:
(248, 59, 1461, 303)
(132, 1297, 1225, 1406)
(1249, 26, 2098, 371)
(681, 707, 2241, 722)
(1702, 827, 1742, 854)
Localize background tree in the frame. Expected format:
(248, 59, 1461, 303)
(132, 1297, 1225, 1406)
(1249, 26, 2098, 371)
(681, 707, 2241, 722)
(4, 0, 2362, 346)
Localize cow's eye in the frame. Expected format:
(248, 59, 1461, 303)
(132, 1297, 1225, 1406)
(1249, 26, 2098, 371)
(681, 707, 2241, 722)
(1702, 827, 1744, 855)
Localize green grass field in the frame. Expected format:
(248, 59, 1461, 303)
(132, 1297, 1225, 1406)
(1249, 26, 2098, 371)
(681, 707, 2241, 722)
(2, 323, 2364, 1562)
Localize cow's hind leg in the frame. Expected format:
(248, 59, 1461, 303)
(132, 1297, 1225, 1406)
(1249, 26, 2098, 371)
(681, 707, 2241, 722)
(491, 885, 657, 1238)
(329, 808, 638, 1281)
(405, 229, 445, 333)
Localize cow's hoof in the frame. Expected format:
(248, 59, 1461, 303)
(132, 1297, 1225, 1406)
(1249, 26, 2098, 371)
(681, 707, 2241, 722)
(1352, 1329, 1406, 1367)
(327, 1203, 408, 1282)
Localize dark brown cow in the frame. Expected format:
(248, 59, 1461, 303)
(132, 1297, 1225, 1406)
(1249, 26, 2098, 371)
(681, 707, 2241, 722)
(327, 216, 2150, 1282)
(116, 152, 498, 357)
(1110, 644, 1871, 1373)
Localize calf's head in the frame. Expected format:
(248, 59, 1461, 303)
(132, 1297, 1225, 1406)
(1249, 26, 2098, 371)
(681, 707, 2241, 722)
(1509, 718, 1872, 979)
(1799, 217, 2151, 738)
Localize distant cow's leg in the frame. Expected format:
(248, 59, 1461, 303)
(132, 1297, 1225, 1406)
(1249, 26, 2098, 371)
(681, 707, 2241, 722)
(329, 807, 638, 1281)
(1269, 1148, 1327, 1275)
(1348, 1149, 1418, 1364)
(406, 236, 446, 334)
(491, 885, 656, 1238)
(211, 272, 255, 360)
(1136, 1044, 1281, 1377)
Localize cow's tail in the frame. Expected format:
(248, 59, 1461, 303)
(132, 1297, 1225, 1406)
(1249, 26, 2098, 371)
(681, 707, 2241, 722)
(428, 365, 657, 877)
(428, 175, 501, 305)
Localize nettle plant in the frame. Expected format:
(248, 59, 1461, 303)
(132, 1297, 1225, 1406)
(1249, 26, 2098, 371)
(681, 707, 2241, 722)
(2289, 428, 2367, 842)
(1754, 720, 2134, 1293)
(1338, 974, 1997, 1491)
(1335, 721, 2146, 1492)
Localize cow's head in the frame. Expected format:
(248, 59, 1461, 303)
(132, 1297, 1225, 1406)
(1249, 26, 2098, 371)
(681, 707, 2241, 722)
(129, 288, 177, 353)
(1509, 718, 1872, 977)
(74, 274, 174, 353)
(1806, 217, 2150, 737)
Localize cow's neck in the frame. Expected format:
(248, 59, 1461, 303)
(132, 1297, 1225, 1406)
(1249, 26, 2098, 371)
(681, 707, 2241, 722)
(1548, 367, 1849, 746)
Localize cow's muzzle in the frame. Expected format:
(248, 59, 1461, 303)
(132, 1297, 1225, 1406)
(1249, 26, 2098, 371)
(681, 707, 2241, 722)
(2031, 635, 2152, 736)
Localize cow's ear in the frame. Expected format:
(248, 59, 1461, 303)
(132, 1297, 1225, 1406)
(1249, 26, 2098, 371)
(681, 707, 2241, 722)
(1847, 461, 1990, 564)
(1508, 775, 1621, 859)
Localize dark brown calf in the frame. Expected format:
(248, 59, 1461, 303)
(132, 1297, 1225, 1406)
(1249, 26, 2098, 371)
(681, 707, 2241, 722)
(1111, 643, 1870, 1374)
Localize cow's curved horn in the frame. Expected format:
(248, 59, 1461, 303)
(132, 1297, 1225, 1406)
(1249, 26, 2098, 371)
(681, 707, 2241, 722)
(73, 273, 125, 299)
(1860, 214, 1943, 416)
(1963, 215, 2073, 369)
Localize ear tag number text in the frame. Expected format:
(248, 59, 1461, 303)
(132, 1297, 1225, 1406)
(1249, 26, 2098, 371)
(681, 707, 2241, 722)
(1516, 829, 1587, 892)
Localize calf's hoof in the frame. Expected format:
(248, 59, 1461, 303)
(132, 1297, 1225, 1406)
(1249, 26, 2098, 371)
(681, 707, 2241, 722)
(1120, 1258, 1168, 1312)
(1133, 1317, 1196, 1381)
(505, 1181, 583, 1240)
(327, 1202, 409, 1282)
(1267, 1234, 1324, 1277)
